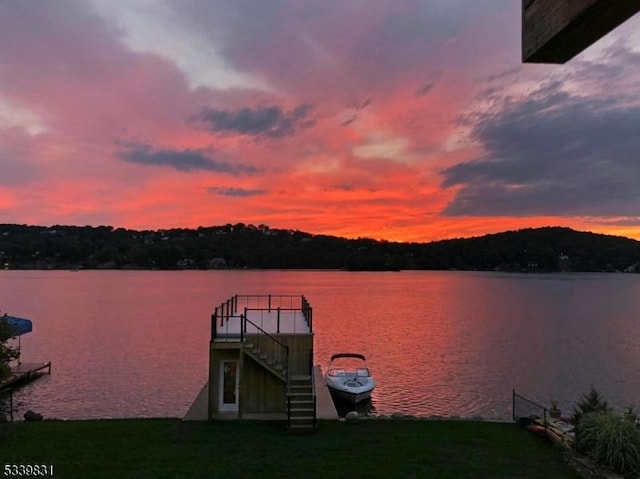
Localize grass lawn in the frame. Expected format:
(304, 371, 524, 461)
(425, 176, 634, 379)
(0, 419, 581, 479)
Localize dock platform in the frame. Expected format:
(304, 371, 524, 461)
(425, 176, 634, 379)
(183, 365, 338, 421)
(533, 417, 575, 448)
(1, 362, 52, 391)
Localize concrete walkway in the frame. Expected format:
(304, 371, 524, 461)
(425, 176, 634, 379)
(314, 365, 339, 420)
(182, 365, 338, 421)
(183, 382, 209, 421)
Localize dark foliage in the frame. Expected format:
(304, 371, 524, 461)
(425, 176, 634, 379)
(572, 386, 609, 425)
(1, 224, 640, 272)
(0, 316, 20, 383)
(574, 410, 640, 476)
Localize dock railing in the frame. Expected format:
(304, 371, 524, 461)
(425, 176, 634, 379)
(211, 294, 313, 341)
(241, 314, 290, 375)
(311, 361, 317, 428)
(513, 390, 577, 449)
(512, 389, 549, 426)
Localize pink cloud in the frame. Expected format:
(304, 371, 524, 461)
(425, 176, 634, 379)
(0, 1, 639, 243)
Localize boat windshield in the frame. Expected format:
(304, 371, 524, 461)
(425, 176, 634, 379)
(328, 368, 346, 376)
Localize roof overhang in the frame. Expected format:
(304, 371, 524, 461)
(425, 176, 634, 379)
(523, 0, 640, 63)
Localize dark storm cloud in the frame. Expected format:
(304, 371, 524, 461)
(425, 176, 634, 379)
(359, 98, 372, 109)
(595, 217, 640, 226)
(207, 186, 266, 197)
(195, 104, 315, 138)
(441, 79, 640, 217)
(118, 143, 256, 174)
(416, 82, 434, 96)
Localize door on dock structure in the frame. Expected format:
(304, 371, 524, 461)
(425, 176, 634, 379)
(219, 360, 239, 412)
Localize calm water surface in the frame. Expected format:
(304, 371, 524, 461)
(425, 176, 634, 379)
(2, 270, 640, 420)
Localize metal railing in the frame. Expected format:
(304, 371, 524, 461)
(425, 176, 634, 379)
(211, 295, 239, 341)
(210, 294, 315, 427)
(513, 389, 549, 425)
(241, 315, 290, 370)
(241, 314, 292, 427)
(235, 294, 304, 311)
(287, 392, 292, 430)
(311, 364, 317, 429)
(211, 294, 313, 340)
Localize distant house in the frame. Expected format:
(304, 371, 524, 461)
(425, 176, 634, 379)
(209, 257, 227, 269)
(558, 253, 570, 272)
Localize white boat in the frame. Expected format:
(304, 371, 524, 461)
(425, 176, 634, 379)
(325, 353, 375, 404)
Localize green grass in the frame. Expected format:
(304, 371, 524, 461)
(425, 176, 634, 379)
(0, 419, 581, 479)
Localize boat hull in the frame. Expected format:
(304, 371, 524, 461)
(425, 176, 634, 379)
(327, 385, 373, 404)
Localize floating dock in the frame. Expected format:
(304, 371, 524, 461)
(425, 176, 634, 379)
(1, 362, 52, 391)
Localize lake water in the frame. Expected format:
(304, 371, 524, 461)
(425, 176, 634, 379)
(2, 270, 640, 421)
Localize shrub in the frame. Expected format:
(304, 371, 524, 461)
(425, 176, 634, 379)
(571, 386, 609, 425)
(575, 410, 640, 476)
(625, 406, 639, 424)
(0, 317, 20, 383)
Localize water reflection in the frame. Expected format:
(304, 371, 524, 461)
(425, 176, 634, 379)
(330, 392, 376, 418)
(1, 270, 640, 420)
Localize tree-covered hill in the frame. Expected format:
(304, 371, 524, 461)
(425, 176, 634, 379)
(0, 223, 639, 272)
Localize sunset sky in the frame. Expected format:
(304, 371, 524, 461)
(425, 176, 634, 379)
(2, 1, 640, 242)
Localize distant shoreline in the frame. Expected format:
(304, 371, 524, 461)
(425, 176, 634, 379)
(2, 224, 640, 273)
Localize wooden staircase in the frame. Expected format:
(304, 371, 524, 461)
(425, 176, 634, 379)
(244, 343, 287, 382)
(244, 343, 317, 432)
(287, 375, 316, 432)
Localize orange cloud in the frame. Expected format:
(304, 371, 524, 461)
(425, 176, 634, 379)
(1, 2, 640, 244)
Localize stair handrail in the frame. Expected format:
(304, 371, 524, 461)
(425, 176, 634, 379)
(241, 314, 288, 350)
(242, 313, 292, 425)
(241, 313, 290, 379)
(311, 363, 317, 429)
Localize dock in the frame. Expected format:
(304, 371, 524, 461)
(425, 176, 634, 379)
(512, 390, 575, 449)
(313, 365, 339, 420)
(1, 362, 52, 391)
(533, 416, 575, 448)
(183, 365, 338, 421)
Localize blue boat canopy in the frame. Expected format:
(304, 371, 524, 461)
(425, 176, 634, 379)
(2, 315, 33, 336)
